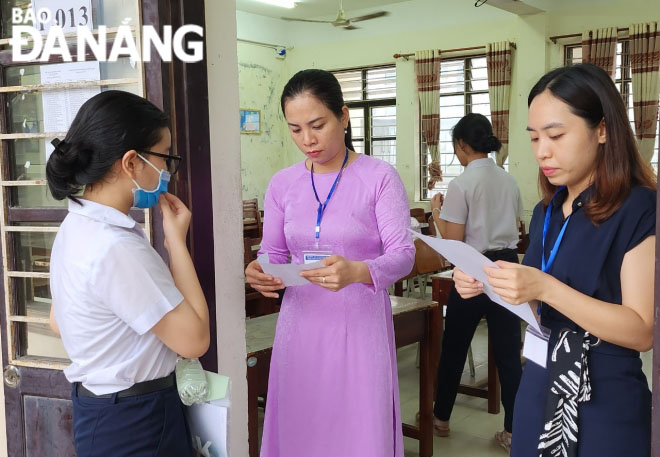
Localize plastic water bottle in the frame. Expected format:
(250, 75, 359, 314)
(175, 358, 208, 406)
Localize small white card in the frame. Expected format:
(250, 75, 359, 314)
(523, 325, 551, 368)
(257, 253, 324, 287)
(302, 252, 331, 264)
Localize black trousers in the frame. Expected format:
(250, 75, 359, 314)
(72, 383, 194, 457)
(433, 248, 522, 433)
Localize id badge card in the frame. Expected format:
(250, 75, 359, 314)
(302, 244, 332, 265)
(523, 324, 551, 368)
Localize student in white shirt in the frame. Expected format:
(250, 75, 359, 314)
(430, 113, 523, 451)
(46, 90, 209, 457)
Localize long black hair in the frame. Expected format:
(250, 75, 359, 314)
(452, 113, 501, 154)
(280, 69, 354, 151)
(528, 63, 655, 223)
(46, 90, 169, 202)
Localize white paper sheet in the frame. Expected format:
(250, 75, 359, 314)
(187, 402, 228, 457)
(40, 61, 101, 159)
(411, 231, 540, 331)
(186, 378, 231, 457)
(257, 253, 325, 287)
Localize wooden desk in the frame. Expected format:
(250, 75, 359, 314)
(246, 296, 440, 457)
(430, 273, 501, 414)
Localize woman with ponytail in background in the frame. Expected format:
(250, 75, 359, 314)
(430, 113, 524, 451)
(47, 90, 209, 456)
(245, 69, 415, 457)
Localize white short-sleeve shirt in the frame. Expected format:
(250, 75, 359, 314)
(50, 199, 184, 395)
(439, 158, 522, 253)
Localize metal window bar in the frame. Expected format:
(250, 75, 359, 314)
(333, 66, 396, 163)
(421, 56, 493, 200)
(371, 105, 396, 165)
(0, 13, 148, 367)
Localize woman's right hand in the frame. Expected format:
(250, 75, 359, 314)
(430, 193, 444, 212)
(159, 193, 191, 251)
(453, 267, 484, 299)
(245, 260, 284, 298)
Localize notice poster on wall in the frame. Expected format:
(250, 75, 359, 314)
(40, 61, 101, 159)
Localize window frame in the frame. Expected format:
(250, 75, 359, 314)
(333, 65, 397, 164)
(565, 41, 659, 171)
(420, 54, 491, 200)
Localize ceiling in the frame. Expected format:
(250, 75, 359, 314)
(235, 0, 413, 20)
(236, 0, 626, 20)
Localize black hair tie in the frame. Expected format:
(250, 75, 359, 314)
(51, 138, 67, 152)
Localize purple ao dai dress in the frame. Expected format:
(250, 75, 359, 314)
(258, 154, 415, 457)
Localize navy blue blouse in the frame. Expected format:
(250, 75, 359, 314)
(522, 185, 656, 333)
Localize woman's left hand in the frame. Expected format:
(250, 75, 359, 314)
(484, 261, 548, 305)
(299, 255, 366, 292)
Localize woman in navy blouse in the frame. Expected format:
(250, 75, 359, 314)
(454, 63, 656, 456)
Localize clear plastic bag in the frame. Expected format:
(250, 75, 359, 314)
(175, 357, 209, 406)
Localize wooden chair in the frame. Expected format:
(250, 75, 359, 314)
(243, 236, 261, 266)
(414, 238, 447, 297)
(244, 236, 262, 304)
(427, 215, 437, 237)
(396, 239, 449, 298)
(517, 220, 529, 255)
(243, 198, 262, 238)
(395, 252, 419, 297)
(243, 197, 258, 208)
(410, 208, 426, 224)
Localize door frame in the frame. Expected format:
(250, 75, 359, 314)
(0, 0, 216, 454)
(148, 0, 216, 372)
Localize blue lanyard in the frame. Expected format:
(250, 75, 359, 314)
(311, 148, 349, 239)
(538, 186, 571, 314)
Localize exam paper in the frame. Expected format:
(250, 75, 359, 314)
(187, 402, 228, 457)
(411, 231, 540, 331)
(257, 253, 325, 287)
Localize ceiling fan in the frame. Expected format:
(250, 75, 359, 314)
(281, 0, 389, 30)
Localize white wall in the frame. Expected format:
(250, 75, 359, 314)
(206, 1, 249, 455)
(236, 10, 289, 46)
(235, 0, 660, 224)
(237, 43, 289, 206)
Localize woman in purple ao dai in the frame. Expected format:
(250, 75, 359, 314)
(245, 69, 415, 457)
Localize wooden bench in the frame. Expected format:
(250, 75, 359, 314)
(246, 295, 440, 457)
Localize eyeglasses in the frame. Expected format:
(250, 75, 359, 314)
(137, 150, 182, 175)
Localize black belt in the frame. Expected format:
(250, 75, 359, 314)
(483, 247, 516, 256)
(482, 248, 517, 261)
(77, 372, 176, 399)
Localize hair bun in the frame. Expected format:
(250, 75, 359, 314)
(46, 140, 92, 200)
(483, 134, 502, 153)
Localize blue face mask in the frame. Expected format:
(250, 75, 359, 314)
(132, 155, 171, 209)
